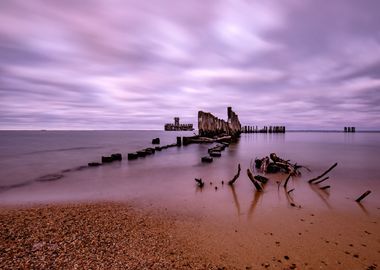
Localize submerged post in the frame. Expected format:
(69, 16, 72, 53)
(176, 136, 182, 146)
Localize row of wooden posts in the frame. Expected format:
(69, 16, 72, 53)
(344, 127, 356, 132)
(242, 126, 286, 133)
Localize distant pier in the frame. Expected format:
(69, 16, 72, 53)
(164, 117, 194, 131)
(344, 126, 356, 132)
(241, 125, 286, 133)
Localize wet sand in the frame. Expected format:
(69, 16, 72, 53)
(1, 201, 379, 269)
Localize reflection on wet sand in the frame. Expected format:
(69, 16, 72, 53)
(356, 202, 369, 215)
(248, 190, 263, 220)
(309, 183, 333, 209)
(229, 185, 241, 216)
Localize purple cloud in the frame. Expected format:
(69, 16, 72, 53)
(0, 0, 379, 130)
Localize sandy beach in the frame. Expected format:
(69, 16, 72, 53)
(1, 201, 379, 270)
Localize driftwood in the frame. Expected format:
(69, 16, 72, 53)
(208, 144, 225, 153)
(255, 153, 307, 176)
(287, 188, 295, 194)
(284, 188, 298, 207)
(201, 156, 213, 163)
(260, 157, 270, 172)
(228, 164, 241, 185)
(88, 162, 101, 167)
(314, 176, 329, 185)
(308, 163, 338, 183)
(320, 185, 330, 190)
(111, 153, 122, 161)
(247, 169, 262, 191)
(210, 151, 221, 157)
(254, 175, 268, 184)
(176, 136, 182, 146)
(270, 153, 288, 163)
(183, 135, 232, 145)
(355, 190, 371, 203)
(152, 138, 160, 144)
(102, 156, 113, 163)
(136, 151, 147, 157)
(128, 153, 138, 160)
(195, 178, 204, 188)
(283, 174, 291, 188)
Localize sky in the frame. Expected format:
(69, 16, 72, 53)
(0, 0, 380, 130)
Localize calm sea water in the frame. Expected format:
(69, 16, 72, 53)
(0, 131, 379, 217)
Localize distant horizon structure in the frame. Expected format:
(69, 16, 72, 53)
(344, 126, 356, 133)
(198, 107, 241, 138)
(164, 117, 194, 131)
(242, 125, 285, 133)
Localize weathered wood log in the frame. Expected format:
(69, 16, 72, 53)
(287, 188, 295, 194)
(209, 151, 221, 157)
(152, 138, 160, 144)
(127, 153, 138, 160)
(283, 174, 291, 188)
(154, 146, 162, 151)
(201, 156, 213, 163)
(254, 175, 268, 184)
(270, 153, 288, 164)
(314, 176, 329, 185)
(144, 148, 155, 154)
(101, 156, 113, 163)
(266, 163, 282, 173)
(355, 190, 371, 203)
(268, 153, 306, 175)
(228, 164, 241, 185)
(260, 157, 270, 172)
(136, 151, 147, 157)
(143, 149, 153, 155)
(308, 163, 338, 183)
(255, 158, 262, 169)
(36, 173, 64, 182)
(194, 178, 204, 188)
(111, 153, 122, 161)
(176, 136, 182, 146)
(247, 169, 262, 191)
(88, 162, 101, 167)
(208, 145, 224, 153)
(182, 135, 232, 145)
(320, 185, 330, 190)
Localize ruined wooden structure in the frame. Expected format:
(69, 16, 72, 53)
(164, 117, 194, 131)
(242, 125, 286, 133)
(198, 107, 241, 138)
(344, 126, 356, 132)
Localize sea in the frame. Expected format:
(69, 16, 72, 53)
(0, 130, 379, 218)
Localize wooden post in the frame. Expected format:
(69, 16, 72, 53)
(176, 136, 182, 146)
(355, 190, 371, 203)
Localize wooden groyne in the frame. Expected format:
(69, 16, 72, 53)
(198, 107, 241, 138)
(241, 125, 286, 133)
(344, 127, 356, 132)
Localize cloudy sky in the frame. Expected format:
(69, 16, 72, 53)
(0, 0, 379, 130)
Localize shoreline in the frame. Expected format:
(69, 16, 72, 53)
(0, 202, 215, 269)
(1, 201, 379, 269)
